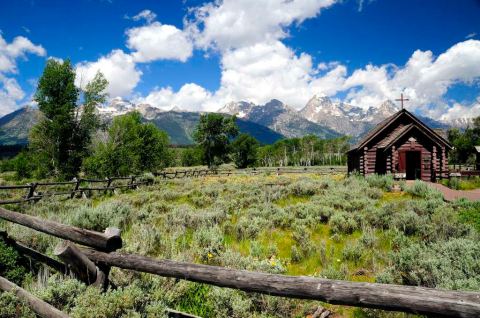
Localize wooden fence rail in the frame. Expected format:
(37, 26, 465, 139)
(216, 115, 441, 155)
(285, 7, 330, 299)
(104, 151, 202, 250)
(0, 207, 122, 251)
(0, 276, 70, 318)
(79, 248, 480, 318)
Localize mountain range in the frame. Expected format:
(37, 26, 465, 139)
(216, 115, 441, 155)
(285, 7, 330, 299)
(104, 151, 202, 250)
(0, 95, 452, 146)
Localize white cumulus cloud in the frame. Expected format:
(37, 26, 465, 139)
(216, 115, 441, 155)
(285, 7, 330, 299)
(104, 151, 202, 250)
(137, 83, 213, 111)
(0, 34, 46, 73)
(126, 22, 193, 62)
(75, 49, 142, 97)
(0, 34, 46, 115)
(187, 0, 337, 50)
(0, 75, 26, 116)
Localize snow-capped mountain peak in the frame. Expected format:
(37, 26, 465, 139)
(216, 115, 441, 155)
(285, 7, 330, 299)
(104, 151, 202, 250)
(218, 101, 255, 118)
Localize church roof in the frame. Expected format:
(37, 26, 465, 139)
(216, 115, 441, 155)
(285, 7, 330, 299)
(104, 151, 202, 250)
(348, 109, 452, 152)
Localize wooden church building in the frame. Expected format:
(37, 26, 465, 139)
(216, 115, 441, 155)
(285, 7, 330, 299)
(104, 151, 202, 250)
(347, 108, 452, 181)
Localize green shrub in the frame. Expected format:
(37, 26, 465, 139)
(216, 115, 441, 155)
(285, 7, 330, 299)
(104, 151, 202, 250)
(319, 265, 348, 280)
(342, 243, 363, 264)
(171, 282, 214, 317)
(291, 245, 302, 263)
(235, 217, 267, 240)
(378, 238, 480, 290)
(0, 292, 35, 318)
(405, 180, 442, 199)
(36, 275, 87, 311)
(365, 174, 393, 191)
(454, 199, 480, 232)
(194, 226, 225, 260)
(71, 284, 148, 318)
(209, 287, 253, 318)
(70, 201, 132, 231)
(448, 177, 460, 190)
(0, 236, 30, 285)
(329, 212, 358, 234)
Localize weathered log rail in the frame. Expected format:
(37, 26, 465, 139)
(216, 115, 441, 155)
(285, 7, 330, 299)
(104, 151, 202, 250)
(0, 207, 122, 251)
(0, 275, 70, 318)
(1, 205, 480, 317)
(80, 248, 480, 318)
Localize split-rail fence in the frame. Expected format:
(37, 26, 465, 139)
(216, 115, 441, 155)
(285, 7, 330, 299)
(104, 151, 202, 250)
(0, 206, 479, 318)
(0, 167, 347, 205)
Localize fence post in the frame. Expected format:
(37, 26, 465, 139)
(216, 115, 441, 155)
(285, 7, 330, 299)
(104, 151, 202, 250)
(105, 177, 112, 195)
(71, 178, 80, 199)
(25, 182, 37, 202)
(130, 176, 137, 189)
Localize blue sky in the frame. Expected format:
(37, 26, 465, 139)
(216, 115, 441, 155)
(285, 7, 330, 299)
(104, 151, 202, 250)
(0, 0, 479, 120)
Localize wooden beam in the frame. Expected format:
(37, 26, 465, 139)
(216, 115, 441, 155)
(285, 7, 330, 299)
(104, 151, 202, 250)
(0, 207, 122, 251)
(0, 231, 67, 274)
(54, 241, 98, 285)
(0, 275, 70, 318)
(80, 249, 480, 318)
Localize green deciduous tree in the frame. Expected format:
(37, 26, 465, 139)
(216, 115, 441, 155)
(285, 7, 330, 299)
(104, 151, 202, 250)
(193, 114, 239, 167)
(29, 59, 107, 179)
(231, 134, 259, 168)
(181, 147, 203, 167)
(447, 117, 480, 166)
(83, 111, 172, 177)
(257, 135, 350, 167)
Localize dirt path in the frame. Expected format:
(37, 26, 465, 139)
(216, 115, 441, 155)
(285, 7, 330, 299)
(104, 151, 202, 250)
(427, 182, 480, 201)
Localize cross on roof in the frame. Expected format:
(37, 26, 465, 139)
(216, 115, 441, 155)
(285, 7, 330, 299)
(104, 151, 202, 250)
(395, 93, 409, 110)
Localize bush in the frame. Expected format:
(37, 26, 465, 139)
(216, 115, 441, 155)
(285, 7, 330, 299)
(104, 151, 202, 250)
(329, 212, 358, 234)
(448, 177, 460, 190)
(71, 284, 149, 318)
(194, 226, 225, 261)
(365, 174, 394, 191)
(378, 238, 480, 290)
(319, 265, 348, 280)
(36, 275, 87, 311)
(70, 201, 132, 231)
(342, 243, 363, 264)
(454, 199, 480, 232)
(405, 180, 442, 199)
(0, 236, 30, 285)
(0, 292, 35, 317)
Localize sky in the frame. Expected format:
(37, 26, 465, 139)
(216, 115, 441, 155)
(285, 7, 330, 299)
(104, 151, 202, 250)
(0, 0, 479, 121)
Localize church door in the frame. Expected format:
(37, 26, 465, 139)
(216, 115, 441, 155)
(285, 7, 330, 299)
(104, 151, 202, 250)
(406, 151, 421, 180)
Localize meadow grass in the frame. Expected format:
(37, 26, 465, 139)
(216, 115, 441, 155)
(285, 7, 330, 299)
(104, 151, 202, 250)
(1, 173, 479, 317)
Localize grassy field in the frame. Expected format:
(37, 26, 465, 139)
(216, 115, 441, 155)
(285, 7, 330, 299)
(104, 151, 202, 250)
(1, 172, 480, 317)
(441, 176, 480, 190)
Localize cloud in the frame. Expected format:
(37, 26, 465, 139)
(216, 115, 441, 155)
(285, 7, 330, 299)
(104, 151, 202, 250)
(136, 83, 212, 111)
(197, 39, 480, 118)
(187, 0, 337, 50)
(0, 34, 45, 115)
(213, 41, 316, 108)
(466, 32, 477, 39)
(75, 49, 142, 97)
(340, 40, 480, 116)
(357, 0, 375, 12)
(126, 22, 193, 62)
(131, 9, 157, 24)
(0, 75, 26, 116)
(440, 98, 480, 121)
(0, 34, 46, 73)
